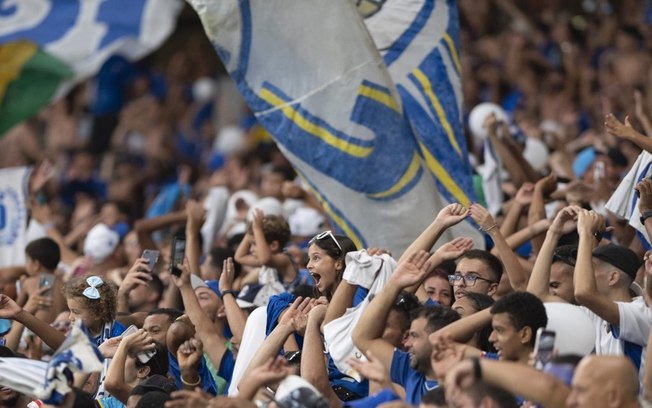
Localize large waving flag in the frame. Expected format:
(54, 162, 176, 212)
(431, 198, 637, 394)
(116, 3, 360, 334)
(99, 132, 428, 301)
(0, 0, 183, 135)
(187, 0, 481, 255)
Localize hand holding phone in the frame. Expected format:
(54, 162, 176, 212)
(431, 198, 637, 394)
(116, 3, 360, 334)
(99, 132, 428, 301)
(170, 235, 186, 277)
(39, 272, 55, 298)
(141, 250, 160, 273)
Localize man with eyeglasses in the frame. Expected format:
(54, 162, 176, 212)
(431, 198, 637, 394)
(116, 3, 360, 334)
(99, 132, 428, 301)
(451, 250, 503, 300)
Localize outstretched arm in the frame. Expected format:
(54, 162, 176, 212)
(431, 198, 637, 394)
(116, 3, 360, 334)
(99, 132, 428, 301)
(470, 203, 528, 291)
(445, 358, 569, 408)
(399, 204, 468, 262)
(605, 113, 652, 155)
(0, 294, 65, 351)
(353, 251, 432, 368)
(574, 210, 619, 324)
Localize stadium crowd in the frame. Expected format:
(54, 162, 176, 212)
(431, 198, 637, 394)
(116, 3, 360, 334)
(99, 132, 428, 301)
(2, 0, 652, 407)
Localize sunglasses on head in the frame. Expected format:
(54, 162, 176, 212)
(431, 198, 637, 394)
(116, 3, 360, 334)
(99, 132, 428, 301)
(309, 230, 342, 251)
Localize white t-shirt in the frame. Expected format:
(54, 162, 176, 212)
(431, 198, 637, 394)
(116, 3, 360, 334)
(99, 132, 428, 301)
(582, 297, 652, 382)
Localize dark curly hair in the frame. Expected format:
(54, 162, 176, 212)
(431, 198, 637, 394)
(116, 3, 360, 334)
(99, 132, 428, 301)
(63, 276, 117, 324)
(247, 214, 291, 249)
(490, 291, 547, 347)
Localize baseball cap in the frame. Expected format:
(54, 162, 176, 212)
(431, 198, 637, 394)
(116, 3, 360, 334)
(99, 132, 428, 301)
(592, 243, 641, 280)
(83, 223, 119, 264)
(234, 283, 262, 309)
(190, 275, 221, 298)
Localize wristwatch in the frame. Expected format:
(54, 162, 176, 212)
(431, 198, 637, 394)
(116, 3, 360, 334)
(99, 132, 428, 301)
(640, 210, 652, 225)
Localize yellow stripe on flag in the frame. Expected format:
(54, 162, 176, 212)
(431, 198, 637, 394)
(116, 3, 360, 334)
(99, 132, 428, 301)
(413, 69, 461, 156)
(259, 88, 373, 158)
(368, 152, 421, 199)
(358, 84, 399, 113)
(419, 142, 469, 206)
(0, 41, 38, 101)
(443, 33, 461, 75)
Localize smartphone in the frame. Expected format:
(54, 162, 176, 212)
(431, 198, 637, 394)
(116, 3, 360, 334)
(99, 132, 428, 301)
(141, 249, 160, 273)
(170, 235, 186, 276)
(534, 328, 556, 369)
(593, 161, 605, 180)
(137, 349, 156, 363)
(39, 272, 55, 298)
(121, 325, 138, 338)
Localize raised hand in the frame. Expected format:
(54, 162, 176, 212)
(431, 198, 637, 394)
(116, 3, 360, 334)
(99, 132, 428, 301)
(23, 286, 53, 315)
(252, 208, 264, 230)
(119, 258, 152, 294)
(444, 359, 476, 401)
(515, 182, 534, 206)
(469, 203, 496, 232)
(605, 113, 638, 141)
(166, 388, 213, 408)
(0, 294, 22, 319)
(430, 334, 466, 381)
(549, 205, 581, 235)
(171, 257, 192, 288)
(577, 210, 606, 238)
(347, 349, 389, 384)
(433, 237, 473, 262)
(636, 178, 652, 213)
(122, 329, 155, 357)
(534, 173, 557, 198)
(244, 356, 293, 389)
(389, 250, 432, 289)
(177, 338, 203, 371)
(186, 199, 206, 229)
(435, 203, 469, 228)
(219, 257, 236, 293)
(278, 296, 312, 335)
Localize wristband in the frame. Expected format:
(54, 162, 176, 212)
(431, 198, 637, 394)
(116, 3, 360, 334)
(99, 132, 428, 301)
(640, 210, 652, 225)
(472, 357, 482, 380)
(181, 375, 201, 387)
(221, 290, 235, 299)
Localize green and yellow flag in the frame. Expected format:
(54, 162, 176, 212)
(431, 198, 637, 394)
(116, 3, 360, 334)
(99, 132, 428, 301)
(0, 40, 73, 135)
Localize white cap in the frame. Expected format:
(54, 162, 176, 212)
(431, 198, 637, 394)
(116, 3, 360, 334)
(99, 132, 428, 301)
(289, 207, 325, 237)
(83, 224, 119, 264)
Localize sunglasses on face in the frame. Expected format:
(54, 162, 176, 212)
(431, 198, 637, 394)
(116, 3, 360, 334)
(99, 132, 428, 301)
(309, 230, 342, 251)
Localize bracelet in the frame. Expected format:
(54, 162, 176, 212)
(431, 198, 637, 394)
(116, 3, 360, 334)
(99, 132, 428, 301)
(472, 357, 482, 380)
(479, 224, 498, 233)
(221, 290, 235, 299)
(180, 375, 201, 387)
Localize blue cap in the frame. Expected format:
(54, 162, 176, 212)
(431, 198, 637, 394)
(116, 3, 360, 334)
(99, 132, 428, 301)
(573, 147, 596, 178)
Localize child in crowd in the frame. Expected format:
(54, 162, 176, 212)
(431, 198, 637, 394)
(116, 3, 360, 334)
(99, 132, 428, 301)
(63, 275, 126, 345)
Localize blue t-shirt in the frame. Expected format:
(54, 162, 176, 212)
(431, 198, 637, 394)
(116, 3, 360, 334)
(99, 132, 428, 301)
(96, 395, 124, 408)
(168, 352, 218, 395)
(93, 321, 126, 346)
(389, 349, 438, 405)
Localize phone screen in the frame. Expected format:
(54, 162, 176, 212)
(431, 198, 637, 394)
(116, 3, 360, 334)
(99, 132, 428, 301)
(170, 236, 186, 276)
(39, 272, 54, 297)
(142, 250, 160, 272)
(534, 329, 556, 369)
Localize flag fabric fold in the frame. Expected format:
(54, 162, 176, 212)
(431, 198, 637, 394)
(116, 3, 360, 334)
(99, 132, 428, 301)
(187, 0, 481, 255)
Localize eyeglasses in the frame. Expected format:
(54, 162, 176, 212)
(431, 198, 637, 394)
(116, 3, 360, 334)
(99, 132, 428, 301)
(448, 273, 495, 287)
(309, 230, 342, 251)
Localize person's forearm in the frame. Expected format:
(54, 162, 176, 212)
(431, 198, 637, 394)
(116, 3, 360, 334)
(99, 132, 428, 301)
(104, 344, 131, 403)
(234, 236, 258, 267)
(504, 219, 549, 250)
(323, 281, 357, 328)
(480, 359, 569, 408)
(352, 284, 401, 350)
(116, 290, 130, 314)
(302, 319, 343, 408)
(625, 130, 652, 155)
(222, 294, 247, 341)
(180, 366, 202, 390)
(186, 221, 201, 275)
(15, 309, 65, 350)
(4, 321, 23, 352)
(242, 323, 294, 382)
(134, 211, 186, 250)
(488, 134, 528, 187)
(399, 219, 446, 262)
(574, 231, 598, 301)
(180, 286, 219, 340)
(500, 201, 525, 237)
(528, 188, 547, 254)
(487, 228, 528, 291)
(527, 230, 562, 298)
(433, 308, 491, 343)
(252, 227, 272, 265)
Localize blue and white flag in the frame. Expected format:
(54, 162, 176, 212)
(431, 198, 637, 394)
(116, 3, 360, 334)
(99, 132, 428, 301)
(0, 0, 183, 95)
(0, 167, 30, 267)
(187, 0, 481, 254)
(606, 151, 652, 245)
(362, 0, 480, 236)
(0, 321, 103, 404)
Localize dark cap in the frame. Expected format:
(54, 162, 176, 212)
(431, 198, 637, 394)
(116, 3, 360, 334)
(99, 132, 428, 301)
(131, 374, 177, 396)
(592, 243, 641, 280)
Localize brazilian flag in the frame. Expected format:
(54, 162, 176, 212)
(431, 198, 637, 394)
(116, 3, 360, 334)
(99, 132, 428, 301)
(0, 40, 73, 135)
